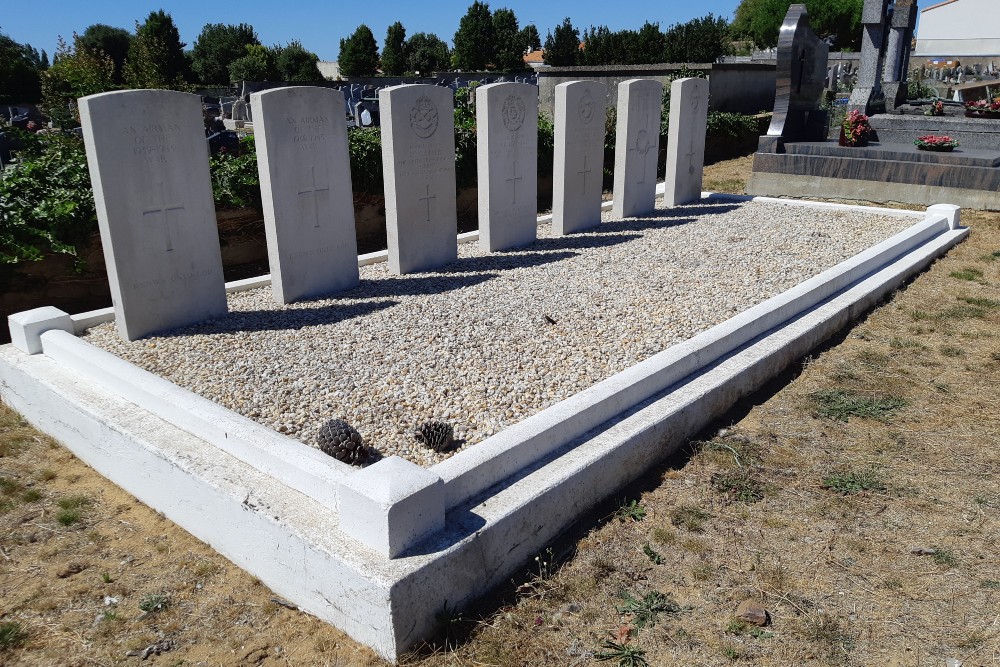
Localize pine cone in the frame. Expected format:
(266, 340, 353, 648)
(317, 419, 369, 466)
(414, 419, 454, 452)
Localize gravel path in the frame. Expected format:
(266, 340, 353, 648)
(83, 198, 915, 466)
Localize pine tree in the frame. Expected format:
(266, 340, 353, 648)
(492, 8, 523, 72)
(381, 22, 406, 76)
(453, 1, 495, 71)
(338, 25, 379, 77)
(543, 18, 580, 67)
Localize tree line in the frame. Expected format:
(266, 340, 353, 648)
(337, 0, 864, 76)
(1, 11, 324, 125)
(1, 0, 865, 112)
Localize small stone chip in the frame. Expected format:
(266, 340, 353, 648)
(735, 599, 770, 627)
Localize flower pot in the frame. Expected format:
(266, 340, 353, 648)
(838, 127, 868, 147)
(916, 144, 955, 152)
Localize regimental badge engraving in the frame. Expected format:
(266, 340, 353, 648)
(501, 94, 525, 131)
(410, 95, 439, 138)
(578, 89, 595, 124)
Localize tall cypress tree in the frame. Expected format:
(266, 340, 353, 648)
(453, 1, 495, 71)
(381, 22, 406, 76)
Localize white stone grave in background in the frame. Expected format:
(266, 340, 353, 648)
(612, 79, 663, 219)
(552, 81, 608, 235)
(664, 77, 709, 206)
(476, 82, 539, 251)
(79, 90, 227, 341)
(251, 86, 359, 304)
(378, 84, 457, 274)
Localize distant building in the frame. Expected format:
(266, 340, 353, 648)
(523, 49, 547, 69)
(317, 61, 341, 80)
(915, 0, 1000, 57)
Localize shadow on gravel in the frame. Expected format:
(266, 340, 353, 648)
(167, 299, 401, 336)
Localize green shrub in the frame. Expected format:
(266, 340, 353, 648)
(209, 136, 261, 210)
(347, 127, 383, 195)
(0, 130, 96, 265)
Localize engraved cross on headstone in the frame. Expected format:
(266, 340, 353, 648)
(685, 140, 697, 176)
(142, 181, 185, 253)
(298, 165, 330, 229)
(796, 47, 808, 94)
(418, 184, 436, 222)
(505, 161, 523, 204)
(577, 155, 592, 195)
(627, 111, 655, 185)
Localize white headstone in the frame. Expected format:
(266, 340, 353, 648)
(378, 84, 457, 274)
(663, 78, 709, 207)
(79, 90, 227, 341)
(476, 82, 539, 251)
(612, 79, 663, 219)
(251, 86, 359, 304)
(552, 81, 608, 235)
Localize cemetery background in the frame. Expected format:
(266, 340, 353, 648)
(1, 158, 998, 665)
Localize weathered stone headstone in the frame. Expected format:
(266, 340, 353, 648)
(849, 0, 892, 114)
(79, 89, 227, 341)
(612, 79, 662, 219)
(663, 78, 708, 207)
(881, 0, 919, 110)
(379, 84, 457, 274)
(476, 82, 539, 251)
(760, 4, 829, 150)
(250, 86, 359, 304)
(552, 81, 607, 235)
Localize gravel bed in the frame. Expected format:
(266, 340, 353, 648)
(83, 198, 914, 467)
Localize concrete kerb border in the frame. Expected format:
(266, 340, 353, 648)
(0, 195, 969, 660)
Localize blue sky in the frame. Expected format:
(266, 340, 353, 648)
(2, 0, 744, 63)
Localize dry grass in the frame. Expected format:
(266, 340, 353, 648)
(2, 159, 999, 666)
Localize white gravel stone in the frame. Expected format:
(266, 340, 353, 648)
(83, 198, 914, 467)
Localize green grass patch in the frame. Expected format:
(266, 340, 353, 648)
(669, 505, 712, 533)
(615, 499, 647, 523)
(57, 509, 81, 526)
(932, 548, 958, 567)
(889, 337, 928, 350)
(821, 469, 886, 495)
(940, 345, 966, 357)
(810, 389, 907, 421)
(617, 590, 681, 630)
(138, 592, 170, 613)
(0, 477, 21, 495)
(981, 580, 1000, 590)
(959, 296, 1000, 309)
(938, 304, 988, 320)
(950, 267, 984, 281)
(21, 489, 42, 503)
(711, 471, 764, 503)
(0, 621, 28, 650)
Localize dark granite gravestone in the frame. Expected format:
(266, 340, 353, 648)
(747, 0, 1000, 211)
(759, 4, 829, 152)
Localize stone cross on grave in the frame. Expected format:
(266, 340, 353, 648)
(505, 161, 522, 204)
(418, 184, 436, 222)
(297, 165, 329, 229)
(142, 181, 185, 252)
(577, 155, 592, 194)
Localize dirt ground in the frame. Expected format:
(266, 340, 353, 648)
(1, 159, 998, 666)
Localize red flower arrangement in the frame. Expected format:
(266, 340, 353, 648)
(840, 110, 872, 147)
(964, 97, 1000, 117)
(914, 135, 959, 151)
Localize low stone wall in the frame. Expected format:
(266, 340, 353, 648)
(536, 63, 776, 118)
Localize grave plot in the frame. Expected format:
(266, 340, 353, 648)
(0, 80, 972, 661)
(81, 199, 916, 466)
